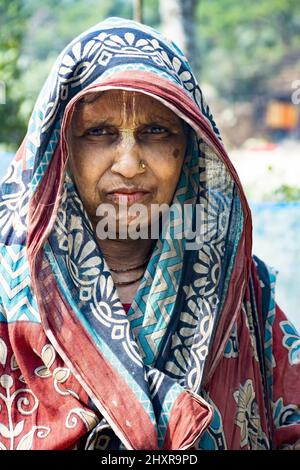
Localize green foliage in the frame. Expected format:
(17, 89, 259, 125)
(1, 0, 300, 148)
(197, 0, 300, 100)
(0, 0, 31, 146)
(0, 0, 162, 149)
(23, 0, 132, 63)
(274, 184, 300, 202)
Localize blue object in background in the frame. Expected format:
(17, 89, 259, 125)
(0, 152, 299, 330)
(250, 201, 300, 331)
(0, 151, 14, 179)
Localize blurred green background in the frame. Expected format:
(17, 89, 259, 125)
(1, 0, 300, 150)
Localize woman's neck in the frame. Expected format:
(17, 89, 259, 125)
(96, 236, 155, 271)
(95, 236, 155, 305)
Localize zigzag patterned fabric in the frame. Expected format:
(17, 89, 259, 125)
(0, 17, 300, 450)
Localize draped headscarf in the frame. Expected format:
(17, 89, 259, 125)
(2, 17, 293, 450)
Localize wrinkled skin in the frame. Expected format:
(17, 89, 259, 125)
(67, 89, 187, 225)
(67, 89, 187, 302)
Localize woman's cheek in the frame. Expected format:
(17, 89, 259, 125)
(158, 158, 184, 203)
(76, 146, 104, 179)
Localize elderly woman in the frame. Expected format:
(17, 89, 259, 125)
(0, 17, 299, 451)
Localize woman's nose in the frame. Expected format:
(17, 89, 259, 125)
(111, 130, 144, 178)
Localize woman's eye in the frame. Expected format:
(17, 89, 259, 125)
(143, 126, 168, 135)
(86, 127, 114, 136)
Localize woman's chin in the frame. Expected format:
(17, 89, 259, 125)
(95, 215, 153, 241)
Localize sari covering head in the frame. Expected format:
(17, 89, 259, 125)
(0, 17, 300, 450)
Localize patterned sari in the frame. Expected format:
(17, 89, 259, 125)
(0, 17, 299, 450)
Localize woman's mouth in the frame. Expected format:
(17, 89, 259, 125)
(106, 188, 151, 205)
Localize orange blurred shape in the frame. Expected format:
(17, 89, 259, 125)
(265, 100, 299, 130)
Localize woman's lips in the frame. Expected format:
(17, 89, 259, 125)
(106, 191, 150, 204)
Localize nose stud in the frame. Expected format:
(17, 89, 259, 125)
(140, 160, 146, 170)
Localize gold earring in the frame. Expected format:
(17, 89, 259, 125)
(140, 160, 146, 170)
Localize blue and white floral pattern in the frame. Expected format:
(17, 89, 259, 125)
(272, 397, 300, 428)
(280, 320, 300, 365)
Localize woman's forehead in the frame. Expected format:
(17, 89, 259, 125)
(74, 89, 182, 126)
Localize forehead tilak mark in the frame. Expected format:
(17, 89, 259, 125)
(121, 90, 138, 129)
(118, 91, 139, 148)
(116, 91, 134, 147)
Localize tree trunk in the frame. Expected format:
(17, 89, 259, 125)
(159, 0, 199, 75)
(134, 0, 143, 23)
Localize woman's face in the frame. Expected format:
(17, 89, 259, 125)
(67, 89, 187, 231)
